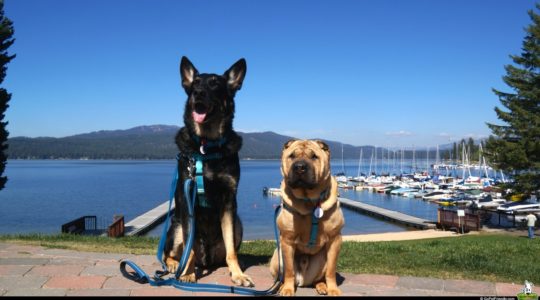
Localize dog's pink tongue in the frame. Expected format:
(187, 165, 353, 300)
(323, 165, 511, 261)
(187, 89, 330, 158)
(193, 111, 207, 124)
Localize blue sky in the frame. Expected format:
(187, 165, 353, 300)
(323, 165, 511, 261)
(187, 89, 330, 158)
(3, 0, 537, 147)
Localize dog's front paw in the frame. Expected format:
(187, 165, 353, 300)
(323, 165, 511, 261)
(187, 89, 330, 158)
(315, 282, 328, 295)
(165, 256, 179, 274)
(327, 287, 342, 296)
(231, 272, 254, 287)
(279, 283, 295, 296)
(179, 273, 196, 283)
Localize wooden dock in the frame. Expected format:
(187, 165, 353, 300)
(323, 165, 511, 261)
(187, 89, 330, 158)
(339, 197, 436, 229)
(124, 200, 174, 236)
(123, 197, 435, 236)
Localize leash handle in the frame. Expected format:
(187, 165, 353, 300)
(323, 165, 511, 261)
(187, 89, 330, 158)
(119, 260, 150, 284)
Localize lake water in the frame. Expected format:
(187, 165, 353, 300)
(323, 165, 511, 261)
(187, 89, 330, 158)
(0, 159, 489, 240)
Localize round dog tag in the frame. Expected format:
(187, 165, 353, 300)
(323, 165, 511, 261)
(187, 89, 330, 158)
(314, 207, 324, 219)
(200, 145, 206, 155)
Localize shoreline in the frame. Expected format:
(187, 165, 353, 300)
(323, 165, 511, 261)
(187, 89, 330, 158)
(341, 229, 471, 242)
(246, 229, 475, 242)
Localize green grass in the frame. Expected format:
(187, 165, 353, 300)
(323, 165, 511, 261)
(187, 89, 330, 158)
(0, 233, 160, 255)
(1, 233, 538, 283)
(339, 234, 540, 283)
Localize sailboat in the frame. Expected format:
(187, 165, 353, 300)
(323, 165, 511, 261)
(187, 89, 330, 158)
(335, 143, 348, 184)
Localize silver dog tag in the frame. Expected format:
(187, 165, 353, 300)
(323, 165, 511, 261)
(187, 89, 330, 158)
(200, 145, 206, 155)
(314, 207, 324, 219)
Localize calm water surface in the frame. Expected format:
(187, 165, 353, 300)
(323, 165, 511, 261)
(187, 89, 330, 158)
(0, 159, 458, 239)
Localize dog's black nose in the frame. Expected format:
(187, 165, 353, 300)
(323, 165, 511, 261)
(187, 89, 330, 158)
(193, 89, 207, 98)
(293, 161, 307, 174)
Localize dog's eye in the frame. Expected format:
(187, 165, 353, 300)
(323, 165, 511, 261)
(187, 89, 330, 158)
(311, 154, 318, 160)
(288, 153, 295, 159)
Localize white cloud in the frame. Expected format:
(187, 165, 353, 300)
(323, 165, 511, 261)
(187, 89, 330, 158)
(385, 130, 413, 137)
(438, 132, 453, 138)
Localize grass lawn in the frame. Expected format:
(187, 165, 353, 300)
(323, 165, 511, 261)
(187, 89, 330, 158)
(1, 232, 538, 284)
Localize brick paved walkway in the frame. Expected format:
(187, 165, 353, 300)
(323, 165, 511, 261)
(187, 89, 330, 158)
(0, 242, 525, 296)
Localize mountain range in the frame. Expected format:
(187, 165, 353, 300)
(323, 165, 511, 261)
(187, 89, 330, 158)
(7, 125, 451, 160)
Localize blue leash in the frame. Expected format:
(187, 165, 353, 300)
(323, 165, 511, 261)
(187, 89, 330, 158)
(120, 157, 283, 296)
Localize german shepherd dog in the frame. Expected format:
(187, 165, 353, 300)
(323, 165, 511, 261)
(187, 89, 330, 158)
(163, 57, 253, 287)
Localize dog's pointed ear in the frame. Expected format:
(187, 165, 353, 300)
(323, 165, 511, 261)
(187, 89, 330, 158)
(224, 58, 247, 93)
(283, 139, 298, 150)
(180, 56, 199, 93)
(314, 140, 330, 153)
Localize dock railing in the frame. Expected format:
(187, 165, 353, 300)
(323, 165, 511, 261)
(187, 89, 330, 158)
(61, 216, 97, 234)
(437, 208, 480, 233)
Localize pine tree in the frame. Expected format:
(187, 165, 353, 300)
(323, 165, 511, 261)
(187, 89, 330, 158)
(0, 0, 15, 190)
(485, 4, 540, 198)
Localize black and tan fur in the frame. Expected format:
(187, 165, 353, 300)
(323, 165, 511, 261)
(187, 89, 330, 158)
(163, 56, 253, 287)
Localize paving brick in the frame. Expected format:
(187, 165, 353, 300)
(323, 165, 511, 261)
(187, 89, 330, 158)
(369, 288, 471, 297)
(339, 284, 367, 296)
(192, 290, 239, 297)
(295, 286, 318, 296)
(81, 265, 122, 276)
(47, 257, 95, 266)
(44, 275, 106, 289)
(28, 265, 84, 276)
(197, 273, 232, 286)
(0, 276, 49, 290)
(102, 276, 148, 289)
(120, 255, 157, 266)
(496, 282, 523, 296)
(39, 248, 83, 257)
(77, 252, 125, 261)
(443, 279, 496, 295)
(0, 265, 33, 276)
(397, 276, 444, 291)
(339, 283, 389, 296)
(0, 251, 44, 259)
(4, 288, 67, 296)
(343, 273, 399, 287)
(0, 257, 49, 265)
(3, 244, 44, 255)
(244, 265, 274, 287)
(67, 289, 131, 296)
(131, 286, 193, 296)
(95, 259, 122, 266)
(200, 266, 229, 277)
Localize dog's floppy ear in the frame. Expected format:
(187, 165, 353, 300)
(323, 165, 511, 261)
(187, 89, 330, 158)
(283, 139, 298, 150)
(314, 140, 330, 153)
(180, 56, 199, 93)
(224, 58, 247, 92)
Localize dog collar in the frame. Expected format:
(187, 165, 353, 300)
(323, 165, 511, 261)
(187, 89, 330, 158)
(192, 135, 227, 155)
(285, 187, 329, 204)
(281, 188, 330, 249)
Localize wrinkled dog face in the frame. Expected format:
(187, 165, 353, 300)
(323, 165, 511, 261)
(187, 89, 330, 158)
(281, 140, 331, 189)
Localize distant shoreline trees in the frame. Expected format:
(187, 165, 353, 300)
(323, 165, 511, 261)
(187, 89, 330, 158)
(0, 0, 15, 190)
(485, 4, 540, 198)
